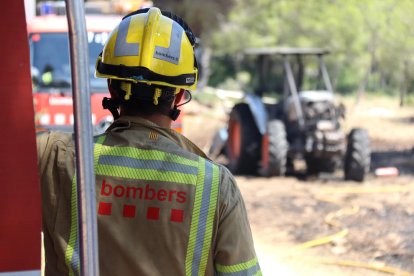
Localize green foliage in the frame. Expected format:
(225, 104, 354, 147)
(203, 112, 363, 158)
(208, 55, 238, 87)
(406, 94, 414, 105)
(153, 0, 235, 42)
(192, 90, 218, 107)
(208, 0, 414, 97)
(217, 71, 252, 91)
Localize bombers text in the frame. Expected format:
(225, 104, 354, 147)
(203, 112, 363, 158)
(100, 179, 187, 203)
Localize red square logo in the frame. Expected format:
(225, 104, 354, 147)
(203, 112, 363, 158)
(147, 207, 160, 220)
(171, 209, 184, 223)
(123, 205, 136, 218)
(98, 202, 112, 216)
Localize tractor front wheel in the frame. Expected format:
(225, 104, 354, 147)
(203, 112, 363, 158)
(344, 128, 371, 182)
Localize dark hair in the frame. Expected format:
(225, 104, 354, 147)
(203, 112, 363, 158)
(110, 80, 176, 116)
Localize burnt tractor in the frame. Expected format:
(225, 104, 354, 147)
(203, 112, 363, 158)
(212, 48, 371, 181)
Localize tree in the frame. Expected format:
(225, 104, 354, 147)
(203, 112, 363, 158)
(210, 0, 414, 96)
(153, 0, 236, 88)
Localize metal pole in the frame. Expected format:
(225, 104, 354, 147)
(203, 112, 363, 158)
(65, 1, 100, 276)
(319, 55, 334, 93)
(283, 56, 305, 129)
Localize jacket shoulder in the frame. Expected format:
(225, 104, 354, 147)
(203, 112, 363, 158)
(37, 131, 74, 170)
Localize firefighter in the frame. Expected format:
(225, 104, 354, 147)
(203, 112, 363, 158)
(37, 7, 261, 276)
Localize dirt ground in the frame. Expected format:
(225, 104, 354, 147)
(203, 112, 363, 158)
(183, 95, 414, 275)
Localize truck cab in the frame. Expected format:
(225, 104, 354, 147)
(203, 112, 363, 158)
(28, 14, 121, 133)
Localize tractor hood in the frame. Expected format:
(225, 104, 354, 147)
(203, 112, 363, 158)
(297, 90, 335, 103)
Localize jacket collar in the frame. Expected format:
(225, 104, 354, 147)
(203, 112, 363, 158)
(106, 116, 209, 159)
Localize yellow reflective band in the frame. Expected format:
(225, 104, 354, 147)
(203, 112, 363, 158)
(96, 164, 197, 184)
(185, 158, 205, 275)
(94, 135, 106, 168)
(65, 174, 80, 276)
(185, 159, 220, 276)
(215, 257, 262, 276)
(95, 144, 199, 184)
(199, 163, 219, 275)
(64, 136, 106, 275)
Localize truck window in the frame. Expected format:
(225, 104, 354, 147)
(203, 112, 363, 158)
(30, 32, 108, 92)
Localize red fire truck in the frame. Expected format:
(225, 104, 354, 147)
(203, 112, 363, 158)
(28, 13, 184, 134)
(28, 14, 120, 133)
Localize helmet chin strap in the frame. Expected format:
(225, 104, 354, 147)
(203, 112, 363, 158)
(169, 90, 192, 121)
(169, 106, 181, 121)
(102, 97, 120, 120)
(102, 90, 192, 121)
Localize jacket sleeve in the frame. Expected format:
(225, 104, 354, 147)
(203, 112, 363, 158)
(36, 131, 75, 276)
(214, 166, 261, 275)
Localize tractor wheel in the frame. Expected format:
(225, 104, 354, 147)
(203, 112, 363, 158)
(259, 120, 288, 177)
(344, 128, 371, 182)
(306, 156, 338, 175)
(226, 103, 261, 175)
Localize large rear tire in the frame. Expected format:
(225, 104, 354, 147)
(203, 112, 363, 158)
(344, 128, 371, 182)
(259, 120, 288, 177)
(226, 103, 261, 175)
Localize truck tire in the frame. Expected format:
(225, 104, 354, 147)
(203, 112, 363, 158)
(226, 103, 261, 175)
(259, 120, 288, 177)
(344, 128, 371, 182)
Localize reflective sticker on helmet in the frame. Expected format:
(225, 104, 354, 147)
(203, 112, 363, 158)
(154, 21, 182, 65)
(114, 17, 140, 57)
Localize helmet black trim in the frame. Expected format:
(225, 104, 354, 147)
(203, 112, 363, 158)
(96, 56, 197, 86)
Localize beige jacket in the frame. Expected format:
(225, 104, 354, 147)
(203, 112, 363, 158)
(37, 116, 260, 276)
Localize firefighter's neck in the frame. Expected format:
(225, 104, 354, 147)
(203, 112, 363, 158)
(138, 113, 172, 129)
(119, 108, 172, 129)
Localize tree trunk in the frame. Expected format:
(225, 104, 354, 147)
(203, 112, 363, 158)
(356, 67, 370, 106)
(197, 46, 212, 90)
(400, 60, 408, 107)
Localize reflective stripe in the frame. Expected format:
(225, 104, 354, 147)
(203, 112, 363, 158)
(191, 160, 212, 275)
(154, 21, 183, 64)
(216, 257, 262, 276)
(99, 155, 198, 175)
(96, 164, 198, 184)
(99, 144, 199, 163)
(95, 144, 199, 184)
(114, 16, 140, 57)
(65, 174, 80, 276)
(94, 136, 106, 168)
(199, 161, 219, 274)
(71, 235, 80, 276)
(186, 158, 220, 276)
(65, 136, 106, 276)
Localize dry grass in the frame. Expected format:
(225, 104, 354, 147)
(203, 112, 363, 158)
(340, 94, 414, 151)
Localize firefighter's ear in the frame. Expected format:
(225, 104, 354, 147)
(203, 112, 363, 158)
(174, 89, 185, 106)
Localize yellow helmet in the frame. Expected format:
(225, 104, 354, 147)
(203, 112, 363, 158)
(95, 7, 198, 91)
